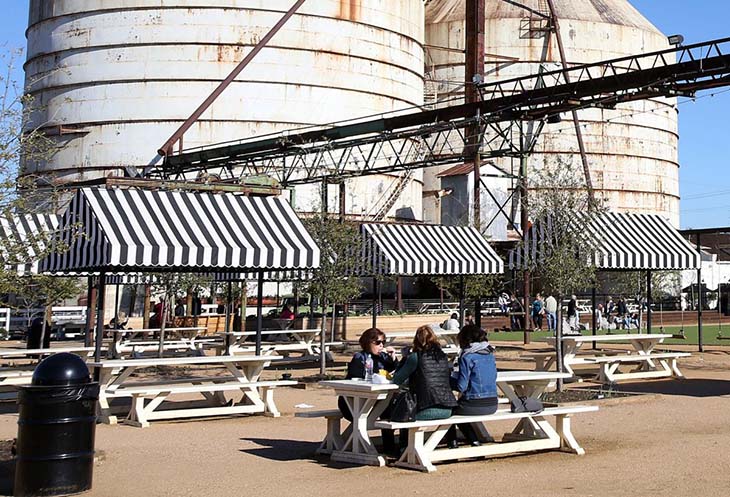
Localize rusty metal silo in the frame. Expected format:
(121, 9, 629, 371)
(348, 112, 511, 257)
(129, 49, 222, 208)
(423, 0, 679, 230)
(23, 0, 425, 220)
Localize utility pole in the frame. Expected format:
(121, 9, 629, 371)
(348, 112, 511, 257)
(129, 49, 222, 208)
(465, 0, 485, 229)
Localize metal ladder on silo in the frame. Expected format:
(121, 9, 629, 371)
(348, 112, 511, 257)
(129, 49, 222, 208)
(370, 170, 415, 221)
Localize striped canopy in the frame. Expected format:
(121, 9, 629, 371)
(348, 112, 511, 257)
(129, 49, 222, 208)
(41, 188, 321, 274)
(509, 212, 700, 270)
(0, 214, 60, 276)
(357, 223, 504, 276)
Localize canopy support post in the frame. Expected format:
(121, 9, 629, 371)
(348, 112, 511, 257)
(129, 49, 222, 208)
(697, 233, 703, 352)
(225, 281, 233, 355)
(646, 270, 652, 334)
(93, 272, 107, 379)
(592, 286, 597, 351)
(459, 275, 465, 328)
(256, 272, 264, 355)
(372, 277, 378, 329)
(84, 276, 94, 347)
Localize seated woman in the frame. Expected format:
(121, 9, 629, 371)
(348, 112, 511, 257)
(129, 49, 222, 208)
(338, 328, 399, 452)
(391, 325, 457, 422)
(343, 328, 398, 381)
(445, 325, 498, 448)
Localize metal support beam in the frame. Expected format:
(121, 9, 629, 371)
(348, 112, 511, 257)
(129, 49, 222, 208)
(545, 0, 594, 202)
(466, 0, 485, 229)
(157, 0, 306, 157)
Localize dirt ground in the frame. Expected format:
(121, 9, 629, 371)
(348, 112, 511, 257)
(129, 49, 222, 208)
(0, 342, 729, 497)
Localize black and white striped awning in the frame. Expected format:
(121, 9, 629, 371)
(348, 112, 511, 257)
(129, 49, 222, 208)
(357, 223, 504, 276)
(41, 188, 321, 274)
(0, 214, 60, 276)
(509, 212, 700, 270)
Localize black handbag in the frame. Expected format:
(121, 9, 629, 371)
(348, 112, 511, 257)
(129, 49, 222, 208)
(510, 396, 544, 414)
(389, 390, 417, 422)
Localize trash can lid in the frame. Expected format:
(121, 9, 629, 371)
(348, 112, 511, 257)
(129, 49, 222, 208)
(32, 352, 91, 386)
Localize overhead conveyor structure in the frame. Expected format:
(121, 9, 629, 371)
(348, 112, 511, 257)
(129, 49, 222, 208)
(148, 37, 730, 194)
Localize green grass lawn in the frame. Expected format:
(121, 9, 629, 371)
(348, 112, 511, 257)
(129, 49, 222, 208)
(486, 324, 730, 346)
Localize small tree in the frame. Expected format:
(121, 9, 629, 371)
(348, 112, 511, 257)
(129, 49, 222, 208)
(520, 158, 605, 389)
(301, 213, 363, 375)
(1, 48, 72, 316)
(1, 274, 82, 344)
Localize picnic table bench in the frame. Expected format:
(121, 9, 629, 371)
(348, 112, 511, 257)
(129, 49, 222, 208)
(0, 346, 97, 399)
(376, 404, 598, 472)
(111, 327, 212, 358)
(90, 355, 293, 427)
(216, 329, 341, 360)
(384, 328, 460, 347)
(531, 334, 690, 383)
(310, 371, 584, 469)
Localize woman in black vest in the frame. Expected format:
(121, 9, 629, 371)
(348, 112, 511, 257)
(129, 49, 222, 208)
(392, 325, 457, 420)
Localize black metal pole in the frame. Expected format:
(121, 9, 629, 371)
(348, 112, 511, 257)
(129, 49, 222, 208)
(697, 234, 703, 352)
(591, 286, 597, 351)
(459, 275, 465, 328)
(84, 276, 93, 347)
(225, 281, 232, 354)
(93, 272, 106, 380)
(475, 295, 482, 328)
(256, 272, 264, 355)
(646, 270, 652, 334)
(372, 277, 378, 329)
(556, 300, 564, 391)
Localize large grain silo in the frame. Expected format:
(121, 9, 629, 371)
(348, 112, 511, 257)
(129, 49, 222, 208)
(23, 0, 425, 220)
(423, 0, 679, 233)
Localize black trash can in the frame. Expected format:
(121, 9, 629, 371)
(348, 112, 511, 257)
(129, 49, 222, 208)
(14, 353, 99, 497)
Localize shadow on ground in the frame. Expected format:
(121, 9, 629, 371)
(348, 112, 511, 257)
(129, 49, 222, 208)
(610, 378, 730, 397)
(239, 438, 321, 462)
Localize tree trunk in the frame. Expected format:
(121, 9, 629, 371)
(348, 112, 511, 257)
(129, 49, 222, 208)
(40, 304, 52, 348)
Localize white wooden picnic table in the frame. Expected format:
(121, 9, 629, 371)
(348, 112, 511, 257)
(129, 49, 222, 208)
(384, 328, 460, 347)
(0, 346, 95, 359)
(0, 346, 96, 397)
(219, 328, 337, 359)
(318, 379, 399, 467)
(89, 354, 285, 426)
(317, 370, 570, 467)
(111, 327, 209, 358)
(539, 333, 688, 382)
(543, 334, 672, 374)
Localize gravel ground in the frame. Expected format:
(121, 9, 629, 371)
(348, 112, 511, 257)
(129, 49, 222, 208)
(0, 343, 728, 497)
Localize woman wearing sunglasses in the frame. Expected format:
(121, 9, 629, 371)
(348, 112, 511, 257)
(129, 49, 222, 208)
(344, 328, 398, 380)
(338, 328, 399, 453)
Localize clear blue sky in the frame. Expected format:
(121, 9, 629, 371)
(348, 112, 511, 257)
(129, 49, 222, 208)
(2, 1, 729, 229)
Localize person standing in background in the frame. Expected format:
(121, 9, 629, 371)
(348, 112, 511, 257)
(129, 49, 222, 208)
(531, 293, 544, 331)
(544, 294, 557, 332)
